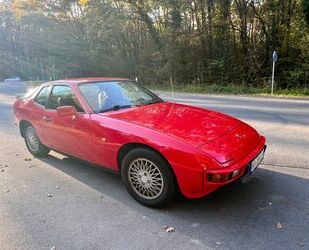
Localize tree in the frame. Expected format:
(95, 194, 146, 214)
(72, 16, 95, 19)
(0, 0, 308, 90)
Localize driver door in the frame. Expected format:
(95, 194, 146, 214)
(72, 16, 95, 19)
(42, 84, 93, 160)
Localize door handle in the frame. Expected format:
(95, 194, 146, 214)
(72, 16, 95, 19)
(42, 116, 52, 122)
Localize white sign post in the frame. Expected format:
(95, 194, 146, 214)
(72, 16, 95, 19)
(271, 51, 278, 95)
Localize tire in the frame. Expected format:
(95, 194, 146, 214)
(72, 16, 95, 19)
(24, 124, 50, 157)
(121, 147, 177, 208)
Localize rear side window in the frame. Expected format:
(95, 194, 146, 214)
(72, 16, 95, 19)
(47, 85, 84, 112)
(34, 86, 50, 106)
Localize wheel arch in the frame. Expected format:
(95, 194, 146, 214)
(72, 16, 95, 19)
(117, 142, 179, 181)
(19, 120, 33, 137)
(118, 143, 162, 169)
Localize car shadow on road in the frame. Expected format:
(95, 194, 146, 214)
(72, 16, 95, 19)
(38, 152, 309, 248)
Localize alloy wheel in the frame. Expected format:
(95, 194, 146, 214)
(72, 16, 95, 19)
(25, 126, 39, 152)
(128, 158, 164, 200)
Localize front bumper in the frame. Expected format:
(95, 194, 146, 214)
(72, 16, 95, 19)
(173, 136, 266, 199)
(206, 144, 266, 183)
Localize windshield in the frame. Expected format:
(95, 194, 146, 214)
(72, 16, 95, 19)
(78, 81, 163, 113)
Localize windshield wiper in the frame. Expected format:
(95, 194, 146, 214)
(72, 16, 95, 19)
(144, 100, 163, 105)
(98, 104, 132, 113)
(134, 98, 162, 106)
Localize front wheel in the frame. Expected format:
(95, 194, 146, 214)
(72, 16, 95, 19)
(121, 148, 177, 207)
(24, 124, 50, 157)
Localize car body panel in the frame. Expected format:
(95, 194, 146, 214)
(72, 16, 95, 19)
(39, 108, 93, 160)
(13, 77, 266, 199)
(106, 102, 241, 148)
(199, 122, 262, 165)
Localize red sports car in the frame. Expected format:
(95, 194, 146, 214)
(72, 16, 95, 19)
(13, 77, 266, 207)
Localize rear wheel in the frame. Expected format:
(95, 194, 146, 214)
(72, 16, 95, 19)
(24, 124, 50, 157)
(121, 148, 176, 207)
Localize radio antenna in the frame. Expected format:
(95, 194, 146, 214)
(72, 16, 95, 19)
(167, 76, 175, 117)
(170, 77, 175, 104)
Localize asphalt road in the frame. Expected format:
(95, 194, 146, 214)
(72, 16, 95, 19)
(0, 82, 308, 250)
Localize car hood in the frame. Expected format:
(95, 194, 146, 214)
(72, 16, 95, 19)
(105, 102, 241, 148)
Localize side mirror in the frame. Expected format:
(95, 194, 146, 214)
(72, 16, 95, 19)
(57, 106, 77, 117)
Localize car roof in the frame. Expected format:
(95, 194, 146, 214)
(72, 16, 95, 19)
(44, 77, 131, 87)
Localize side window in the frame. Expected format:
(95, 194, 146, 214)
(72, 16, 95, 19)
(34, 86, 50, 106)
(47, 85, 84, 112)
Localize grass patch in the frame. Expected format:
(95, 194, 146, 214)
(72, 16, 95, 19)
(146, 84, 309, 97)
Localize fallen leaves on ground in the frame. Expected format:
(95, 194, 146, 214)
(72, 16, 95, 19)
(0, 164, 7, 169)
(164, 226, 175, 233)
(277, 222, 283, 229)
